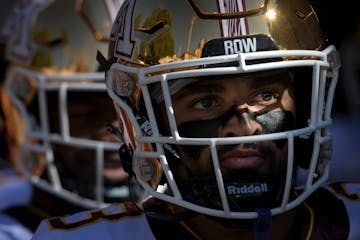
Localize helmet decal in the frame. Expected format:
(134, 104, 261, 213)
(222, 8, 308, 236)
(110, 0, 136, 60)
(201, 34, 278, 57)
(0, 0, 54, 64)
(217, 0, 249, 36)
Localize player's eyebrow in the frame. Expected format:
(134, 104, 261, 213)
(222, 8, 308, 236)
(173, 83, 225, 100)
(248, 72, 292, 89)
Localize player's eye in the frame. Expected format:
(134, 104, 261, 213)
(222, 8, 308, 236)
(251, 90, 280, 106)
(261, 91, 279, 102)
(193, 97, 218, 110)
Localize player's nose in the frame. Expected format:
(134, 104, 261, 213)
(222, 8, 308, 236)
(219, 106, 262, 137)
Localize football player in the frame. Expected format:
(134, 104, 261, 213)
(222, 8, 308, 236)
(31, 0, 360, 239)
(0, 0, 131, 238)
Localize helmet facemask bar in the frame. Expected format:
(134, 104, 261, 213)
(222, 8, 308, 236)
(5, 67, 122, 208)
(107, 45, 339, 219)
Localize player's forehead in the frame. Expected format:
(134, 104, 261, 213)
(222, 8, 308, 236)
(174, 70, 293, 96)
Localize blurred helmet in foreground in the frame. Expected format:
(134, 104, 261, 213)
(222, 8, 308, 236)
(1, 0, 132, 208)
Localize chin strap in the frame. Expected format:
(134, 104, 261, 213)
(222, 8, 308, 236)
(254, 208, 272, 240)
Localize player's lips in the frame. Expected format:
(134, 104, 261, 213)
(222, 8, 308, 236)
(220, 149, 265, 170)
(103, 167, 128, 181)
(103, 153, 128, 181)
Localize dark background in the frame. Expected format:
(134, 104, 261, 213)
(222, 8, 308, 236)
(310, 0, 360, 114)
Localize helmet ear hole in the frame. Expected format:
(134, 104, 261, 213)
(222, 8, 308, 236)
(134, 154, 163, 188)
(119, 143, 163, 188)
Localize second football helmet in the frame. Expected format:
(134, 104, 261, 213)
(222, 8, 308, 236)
(1, 0, 130, 208)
